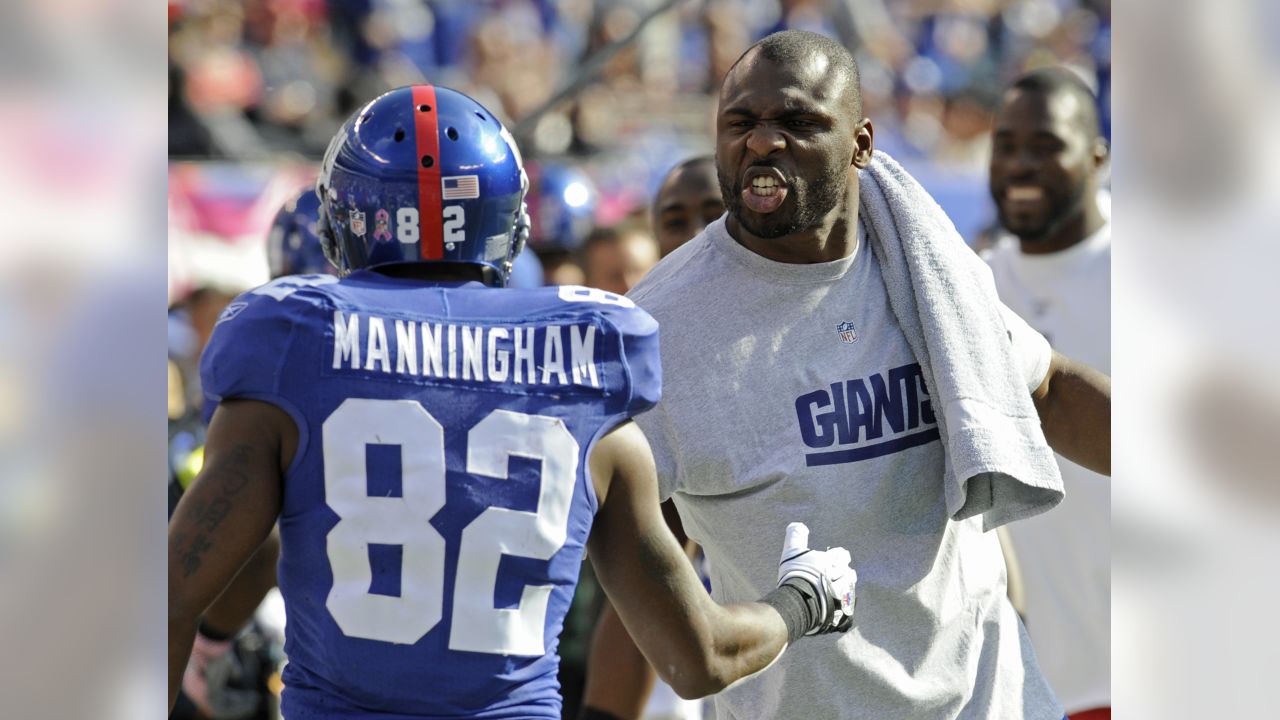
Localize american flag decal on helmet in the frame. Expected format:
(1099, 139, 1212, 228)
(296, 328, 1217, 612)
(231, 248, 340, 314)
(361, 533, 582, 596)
(442, 175, 480, 200)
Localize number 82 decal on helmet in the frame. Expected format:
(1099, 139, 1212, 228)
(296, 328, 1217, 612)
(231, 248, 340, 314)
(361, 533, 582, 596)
(394, 206, 466, 247)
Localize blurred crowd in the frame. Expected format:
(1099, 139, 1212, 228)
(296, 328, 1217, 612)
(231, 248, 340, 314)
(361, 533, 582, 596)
(169, 0, 1110, 271)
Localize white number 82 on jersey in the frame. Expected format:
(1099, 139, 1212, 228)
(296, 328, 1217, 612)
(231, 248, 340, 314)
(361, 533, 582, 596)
(323, 398, 578, 656)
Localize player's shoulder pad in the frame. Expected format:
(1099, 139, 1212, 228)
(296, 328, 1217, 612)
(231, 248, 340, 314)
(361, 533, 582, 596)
(199, 275, 339, 423)
(550, 286, 661, 415)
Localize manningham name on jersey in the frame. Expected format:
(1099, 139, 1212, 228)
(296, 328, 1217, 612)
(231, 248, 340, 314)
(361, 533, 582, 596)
(331, 310, 601, 388)
(794, 362, 939, 466)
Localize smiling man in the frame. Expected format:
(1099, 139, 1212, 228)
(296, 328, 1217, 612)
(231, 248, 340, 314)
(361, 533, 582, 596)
(989, 70, 1109, 257)
(595, 30, 1112, 720)
(985, 68, 1112, 720)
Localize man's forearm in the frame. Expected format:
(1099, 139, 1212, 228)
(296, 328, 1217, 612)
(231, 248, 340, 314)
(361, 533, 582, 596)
(202, 531, 279, 636)
(1035, 353, 1111, 475)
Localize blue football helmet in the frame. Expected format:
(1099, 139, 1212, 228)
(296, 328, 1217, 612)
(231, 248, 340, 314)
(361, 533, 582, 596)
(317, 84, 529, 286)
(267, 186, 335, 279)
(525, 161, 598, 252)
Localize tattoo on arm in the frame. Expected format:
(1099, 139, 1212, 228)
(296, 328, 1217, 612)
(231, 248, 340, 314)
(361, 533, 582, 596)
(179, 445, 255, 578)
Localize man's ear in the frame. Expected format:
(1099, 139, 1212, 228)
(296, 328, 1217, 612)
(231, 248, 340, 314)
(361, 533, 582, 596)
(1092, 136, 1110, 170)
(852, 118, 874, 169)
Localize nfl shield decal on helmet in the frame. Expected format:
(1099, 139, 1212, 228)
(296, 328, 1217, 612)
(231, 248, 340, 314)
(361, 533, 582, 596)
(837, 321, 857, 344)
(350, 208, 367, 237)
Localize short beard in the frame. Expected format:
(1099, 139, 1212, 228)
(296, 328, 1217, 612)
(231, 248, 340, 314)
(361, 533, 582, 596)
(719, 160, 846, 240)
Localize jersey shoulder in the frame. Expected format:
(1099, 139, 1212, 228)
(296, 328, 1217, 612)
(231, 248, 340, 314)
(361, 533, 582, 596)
(199, 275, 339, 423)
(520, 286, 661, 415)
(545, 285, 656, 336)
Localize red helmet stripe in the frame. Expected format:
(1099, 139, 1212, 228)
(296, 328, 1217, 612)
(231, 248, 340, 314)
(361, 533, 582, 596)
(412, 85, 443, 260)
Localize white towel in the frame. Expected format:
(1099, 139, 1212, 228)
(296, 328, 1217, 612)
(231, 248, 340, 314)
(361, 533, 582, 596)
(859, 151, 1063, 530)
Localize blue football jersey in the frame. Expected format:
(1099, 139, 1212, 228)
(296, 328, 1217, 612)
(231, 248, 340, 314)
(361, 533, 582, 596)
(200, 271, 661, 719)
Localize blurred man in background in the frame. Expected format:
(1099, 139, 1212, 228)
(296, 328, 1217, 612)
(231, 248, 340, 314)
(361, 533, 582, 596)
(984, 67, 1111, 720)
(581, 222, 660, 296)
(651, 156, 723, 258)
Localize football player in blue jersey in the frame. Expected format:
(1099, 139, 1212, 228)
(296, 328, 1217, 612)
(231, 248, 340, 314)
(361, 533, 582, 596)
(168, 84, 859, 719)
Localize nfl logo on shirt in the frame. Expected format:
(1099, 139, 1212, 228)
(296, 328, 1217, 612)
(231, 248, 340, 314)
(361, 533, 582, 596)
(837, 321, 857, 344)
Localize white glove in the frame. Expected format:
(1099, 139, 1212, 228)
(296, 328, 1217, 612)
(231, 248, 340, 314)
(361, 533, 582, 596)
(776, 522, 857, 634)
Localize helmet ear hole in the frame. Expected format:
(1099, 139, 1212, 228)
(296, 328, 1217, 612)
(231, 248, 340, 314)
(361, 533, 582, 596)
(446, 127, 458, 141)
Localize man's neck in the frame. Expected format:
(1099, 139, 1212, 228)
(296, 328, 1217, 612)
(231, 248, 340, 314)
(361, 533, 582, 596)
(727, 191, 860, 264)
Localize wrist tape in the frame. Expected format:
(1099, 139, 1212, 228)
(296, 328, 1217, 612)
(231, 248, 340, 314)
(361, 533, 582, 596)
(762, 578, 821, 643)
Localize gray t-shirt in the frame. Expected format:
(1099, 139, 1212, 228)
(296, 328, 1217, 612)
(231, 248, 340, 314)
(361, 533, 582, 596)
(628, 217, 1062, 720)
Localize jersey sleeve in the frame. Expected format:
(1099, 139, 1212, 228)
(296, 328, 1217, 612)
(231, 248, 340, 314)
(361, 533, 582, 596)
(998, 301, 1052, 393)
(606, 303, 662, 417)
(198, 292, 297, 425)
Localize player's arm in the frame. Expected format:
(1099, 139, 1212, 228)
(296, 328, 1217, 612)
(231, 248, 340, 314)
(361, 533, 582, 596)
(1031, 350, 1111, 476)
(581, 502, 695, 719)
(168, 399, 296, 713)
(586, 421, 854, 700)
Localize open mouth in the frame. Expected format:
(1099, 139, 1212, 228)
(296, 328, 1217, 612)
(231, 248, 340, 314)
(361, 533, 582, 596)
(742, 166, 789, 214)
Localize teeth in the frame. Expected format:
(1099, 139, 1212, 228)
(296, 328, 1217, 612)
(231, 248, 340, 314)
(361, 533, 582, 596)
(749, 175, 782, 196)
(1007, 186, 1043, 201)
